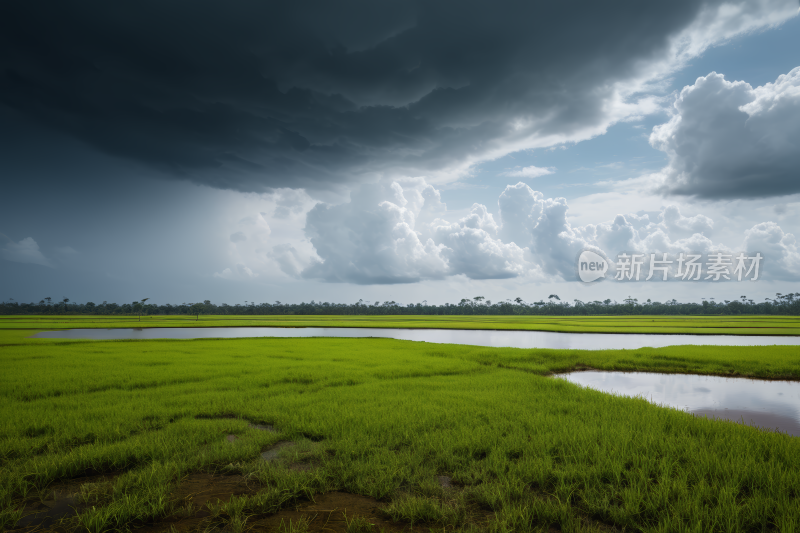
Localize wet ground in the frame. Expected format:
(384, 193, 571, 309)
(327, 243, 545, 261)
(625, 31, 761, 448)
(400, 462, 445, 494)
(227, 491, 410, 533)
(5, 423, 617, 533)
(7, 422, 307, 533)
(560, 371, 800, 436)
(8, 472, 450, 533)
(30, 326, 800, 350)
(10, 474, 118, 531)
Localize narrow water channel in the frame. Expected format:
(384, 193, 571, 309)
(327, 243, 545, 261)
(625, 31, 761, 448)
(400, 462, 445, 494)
(29, 326, 800, 350)
(559, 371, 800, 436)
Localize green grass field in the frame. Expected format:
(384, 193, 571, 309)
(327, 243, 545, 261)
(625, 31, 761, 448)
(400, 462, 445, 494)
(2, 317, 800, 533)
(3, 314, 800, 336)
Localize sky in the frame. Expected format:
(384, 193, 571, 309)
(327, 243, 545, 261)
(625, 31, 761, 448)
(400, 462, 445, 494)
(1, 0, 799, 306)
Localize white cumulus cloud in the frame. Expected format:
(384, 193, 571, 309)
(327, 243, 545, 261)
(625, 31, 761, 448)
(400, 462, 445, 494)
(651, 66, 800, 198)
(302, 180, 450, 284)
(743, 222, 800, 280)
(217, 179, 800, 286)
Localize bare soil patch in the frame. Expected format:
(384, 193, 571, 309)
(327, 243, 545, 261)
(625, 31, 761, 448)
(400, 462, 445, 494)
(172, 473, 258, 512)
(252, 491, 416, 533)
(133, 491, 421, 533)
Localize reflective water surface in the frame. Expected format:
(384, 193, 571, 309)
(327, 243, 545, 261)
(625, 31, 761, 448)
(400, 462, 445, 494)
(30, 327, 800, 350)
(560, 371, 800, 436)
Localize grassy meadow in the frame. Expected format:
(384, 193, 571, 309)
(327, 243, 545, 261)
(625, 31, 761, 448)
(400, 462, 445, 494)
(2, 317, 800, 532)
(2, 314, 800, 336)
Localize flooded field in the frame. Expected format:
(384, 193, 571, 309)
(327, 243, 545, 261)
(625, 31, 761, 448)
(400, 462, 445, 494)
(30, 326, 800, 350)
(560, 371, 800, 436)
(6, 330, 800, 530)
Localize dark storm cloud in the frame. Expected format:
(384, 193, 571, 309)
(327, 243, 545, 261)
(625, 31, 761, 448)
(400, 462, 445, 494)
(0, 0, 787, 191)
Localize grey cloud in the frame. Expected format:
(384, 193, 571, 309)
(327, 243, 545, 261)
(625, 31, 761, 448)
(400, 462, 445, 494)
(268, 244, 305, 278)
(230, 232, 247, 243)
(652, 67, 800, 199)
(213, 264, 255, 279)
(274, 190, 311, 219)
(1, 237, 53, 267)
(2, 0, 794, 192)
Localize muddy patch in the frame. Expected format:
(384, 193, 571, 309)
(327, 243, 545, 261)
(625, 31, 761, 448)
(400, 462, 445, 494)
(131, 474, 260, 533)
(13, 495, 82, 530)
(252, 492, 415, 533)
(12, 474, 116, 530)
(134, 492, 425, 533)
(171, 473, 257, 512)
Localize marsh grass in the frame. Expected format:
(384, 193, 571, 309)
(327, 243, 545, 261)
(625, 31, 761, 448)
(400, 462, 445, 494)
(79, 481, 114, 505)
(0, 506, 23, 531)
(343, 513, 375, 533)
(381, 493, 469, 527)
(276, 514, 311, 533)
(2, 324, 800, 532)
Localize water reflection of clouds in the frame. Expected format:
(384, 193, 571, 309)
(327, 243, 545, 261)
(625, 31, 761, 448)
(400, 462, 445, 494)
(561, 371, 800, 436)
(31, 327, 800, 351)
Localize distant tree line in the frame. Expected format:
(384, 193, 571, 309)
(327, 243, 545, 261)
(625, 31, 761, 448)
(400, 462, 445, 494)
(2, 293, 799, 316)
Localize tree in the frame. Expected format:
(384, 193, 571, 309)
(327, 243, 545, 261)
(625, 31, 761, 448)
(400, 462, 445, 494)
(62, 297, 70, 313)
(138, 298, 150, 321)
(189, 302, 204, 320)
